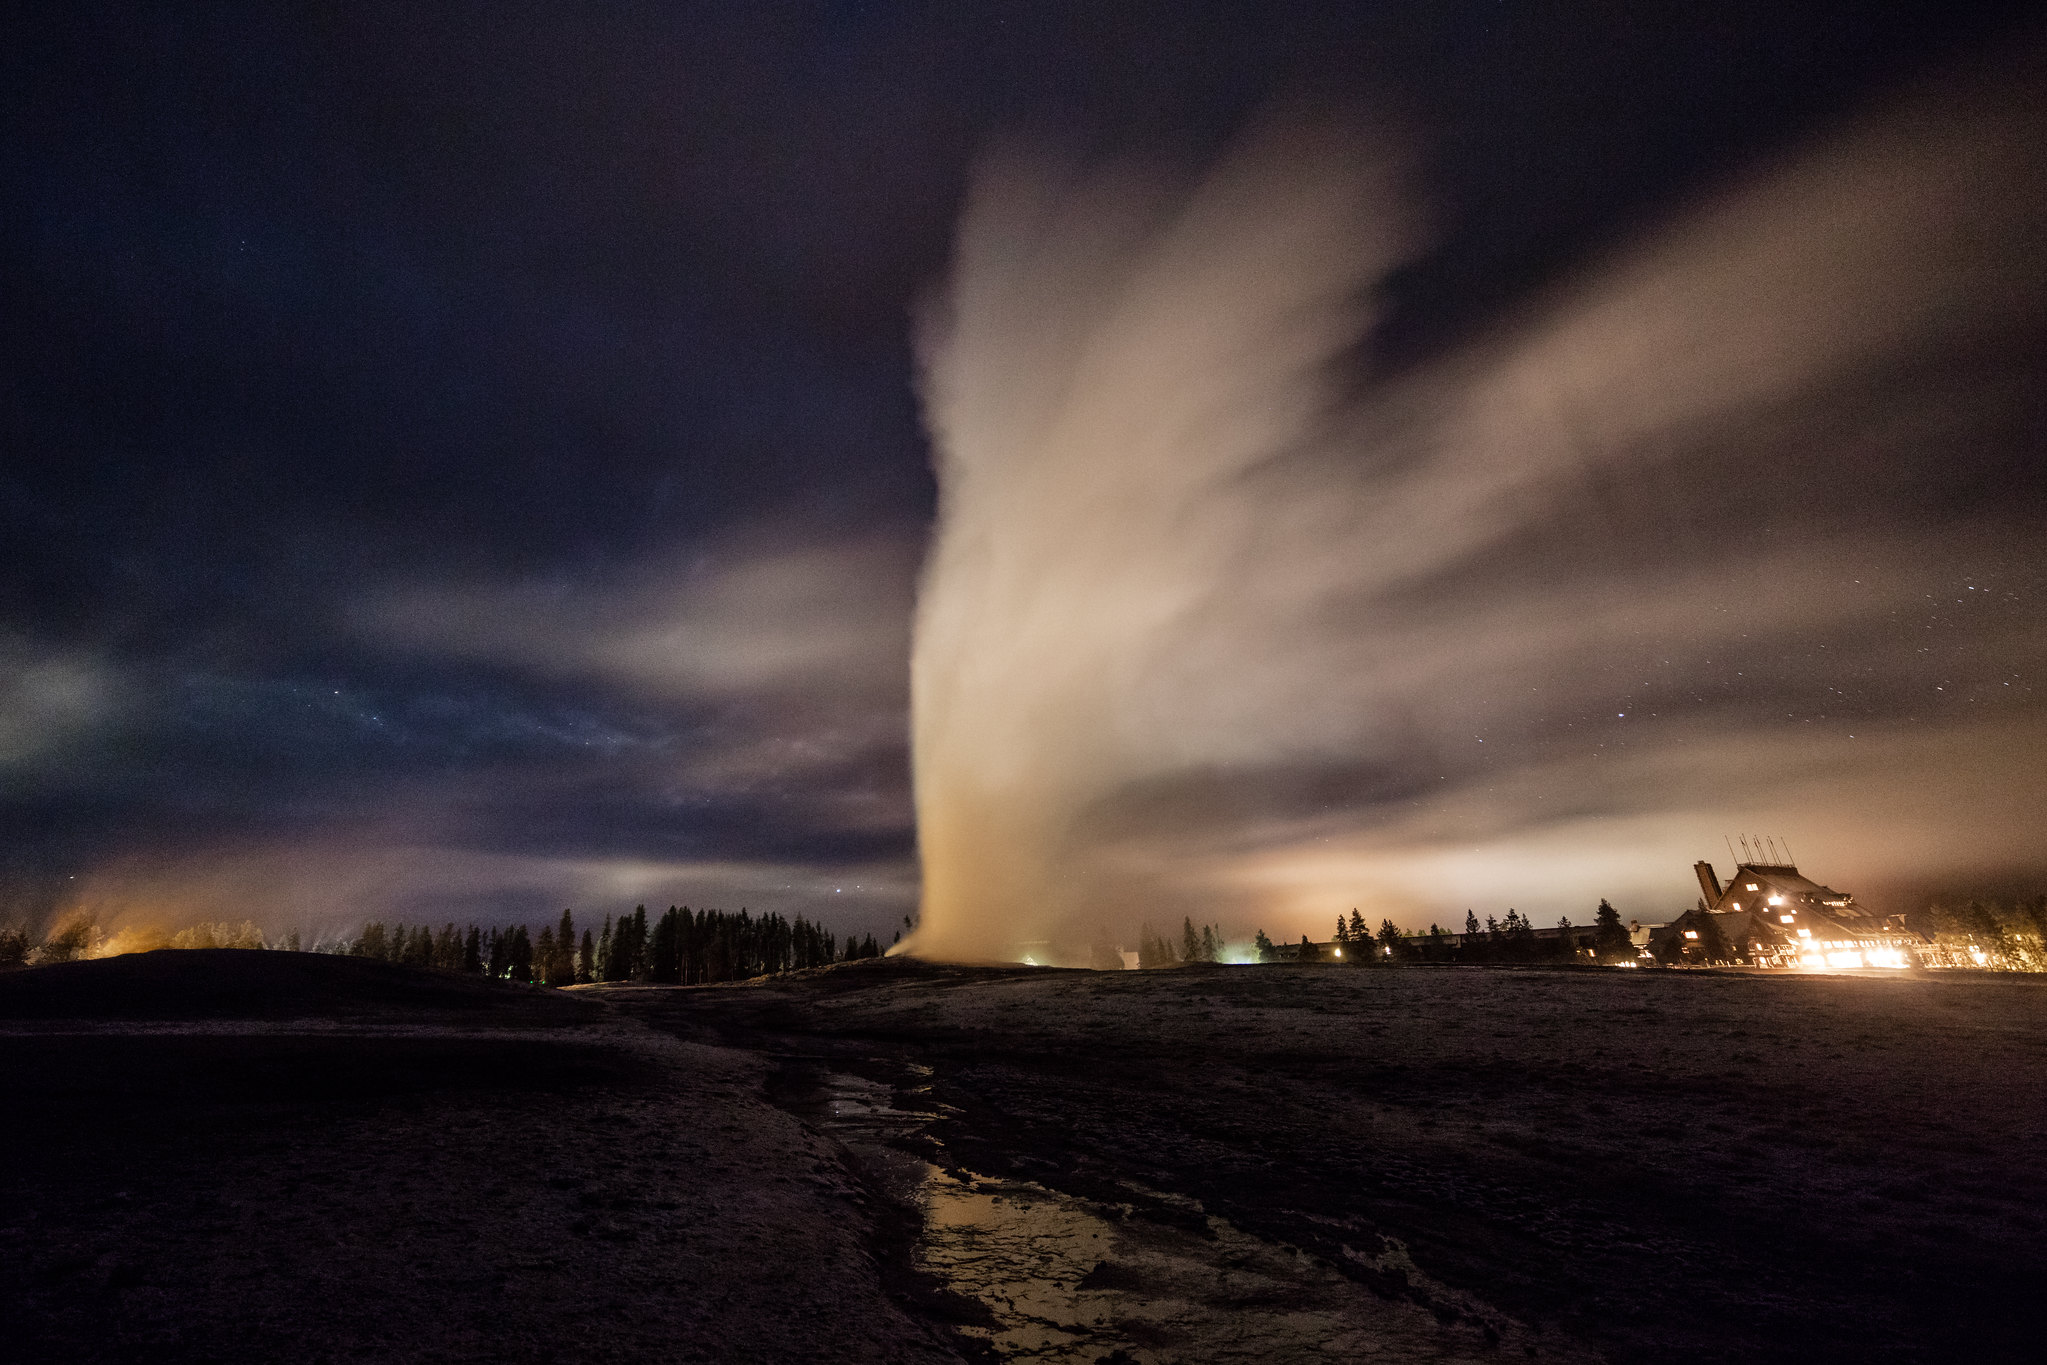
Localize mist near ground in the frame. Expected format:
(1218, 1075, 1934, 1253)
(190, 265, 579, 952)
(907, 67, 2047, 962)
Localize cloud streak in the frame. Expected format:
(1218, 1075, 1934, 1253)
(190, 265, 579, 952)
(908, 68, 2047, 961)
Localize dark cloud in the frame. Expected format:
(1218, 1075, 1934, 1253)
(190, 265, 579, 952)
(3, 2, 2040, 939)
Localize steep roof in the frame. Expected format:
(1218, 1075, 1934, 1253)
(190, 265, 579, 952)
(1708, 863, 1867, 918)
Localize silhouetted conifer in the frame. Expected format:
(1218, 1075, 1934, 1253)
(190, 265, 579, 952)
(508, 926, 534, 983)
(1377, 918, 1403, 962)
(650, 907, 682, 983)
(1593, 900, 1632, 963)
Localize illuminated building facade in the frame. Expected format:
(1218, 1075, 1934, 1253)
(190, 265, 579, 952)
(1656, 860, 1929, 969)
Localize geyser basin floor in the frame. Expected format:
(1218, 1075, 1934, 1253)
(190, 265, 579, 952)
(0, 952, 962, 1364)
(781, 1065, 1541, 1362)
(612, 960, 2047, 1365)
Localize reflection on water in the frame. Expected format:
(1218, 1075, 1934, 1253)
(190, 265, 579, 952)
(792, 1067, 1561, 1363)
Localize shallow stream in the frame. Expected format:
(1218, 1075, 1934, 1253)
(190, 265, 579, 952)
(782, 1062, 1560, 1363)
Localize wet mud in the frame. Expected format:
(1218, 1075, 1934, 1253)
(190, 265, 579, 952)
(772, 1057, 1567, 1363)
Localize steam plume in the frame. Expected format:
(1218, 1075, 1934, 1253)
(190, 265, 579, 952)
(909, 73, 2047, 962)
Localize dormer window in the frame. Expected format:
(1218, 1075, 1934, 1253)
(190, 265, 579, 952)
(1746, 883, 1759, 891)
(1780, 914, 1795, 924)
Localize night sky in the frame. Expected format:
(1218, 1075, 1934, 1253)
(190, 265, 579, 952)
(6, 2, 2043, 946)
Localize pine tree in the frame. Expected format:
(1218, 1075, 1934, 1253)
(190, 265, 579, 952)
(1201, 925, 1220, 962)
(463, 925, 482, 974)
(1464, 910, 1479, 936)
(556, 909, 577, 983)
(1592, 900, 1632, 963)
(1297, 934, 1320, 963)
(1254, 929, 1276, 962)
(1182, 917, 1202, 963)
(536, 926, 557, 984)
(508, 926, 534, 983)
(1377, 918, 1403, 962)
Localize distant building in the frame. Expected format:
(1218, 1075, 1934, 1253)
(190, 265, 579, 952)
(1653, 859, 1928, 968)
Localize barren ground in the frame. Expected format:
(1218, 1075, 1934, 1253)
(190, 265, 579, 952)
(5, 952, 2044, 1364)
(611, 959, 2047, 1364)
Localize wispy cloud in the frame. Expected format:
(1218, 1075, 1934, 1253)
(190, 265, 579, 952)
(910, 66, 2047, 958)
(357, 527, 916, 707)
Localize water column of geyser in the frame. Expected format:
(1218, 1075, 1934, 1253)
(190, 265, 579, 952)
(903, 71, 2047, 965)
(907, 122, 1410, 963)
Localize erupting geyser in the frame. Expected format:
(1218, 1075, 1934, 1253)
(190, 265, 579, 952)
(907, 80, 2047, 964)
(908, 119, 1412, 963)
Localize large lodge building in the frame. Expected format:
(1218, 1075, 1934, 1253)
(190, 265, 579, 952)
(1650, 859, 1931, 969)
(1289, 856, 1959, 969)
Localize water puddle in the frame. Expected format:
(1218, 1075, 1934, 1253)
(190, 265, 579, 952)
(783, 1063, 1568, 1363)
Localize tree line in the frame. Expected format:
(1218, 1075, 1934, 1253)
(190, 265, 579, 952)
(0, 906, 891, 983)
(1249, 901, 1637, 965)
(343, 906, 888, 985)
(1918, 897, 2046, 971)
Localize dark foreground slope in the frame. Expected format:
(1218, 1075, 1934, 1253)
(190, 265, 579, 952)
(0, 950, 966, 1365)
(609, 960, 2047, 1365)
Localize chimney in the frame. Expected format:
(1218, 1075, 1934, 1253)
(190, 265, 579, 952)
(1694, 861, 1723, 906)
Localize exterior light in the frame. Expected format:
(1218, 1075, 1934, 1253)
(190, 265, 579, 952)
(1767, 896, 1784, 906)
(1798, 928, 1812, 939)
(1333, 948, 1342, 958)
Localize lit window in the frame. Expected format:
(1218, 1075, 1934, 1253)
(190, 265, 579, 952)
(1731, 902, 1741, 911)
(1767, 895, 1784, 906)
(1780, 914, 1794, 924)
(1684, 930, 1699, 940)
(1745, 883, 1758, 891)
(1798, 928, 1811, 939)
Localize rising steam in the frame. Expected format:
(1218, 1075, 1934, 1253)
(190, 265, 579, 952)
(909, 74, 2047, 962)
